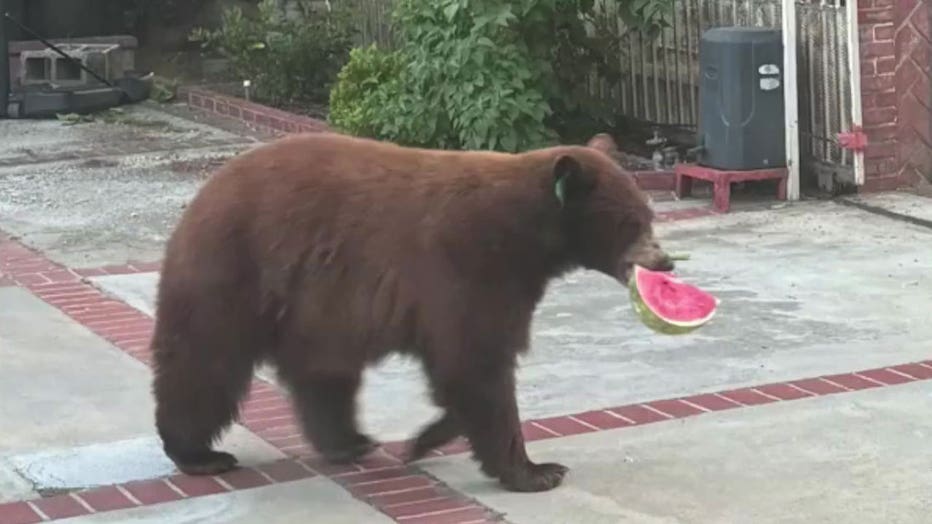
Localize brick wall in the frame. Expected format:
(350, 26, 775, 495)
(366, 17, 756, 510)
(181, 87, 331, 136)
(859, 0, 932, 191)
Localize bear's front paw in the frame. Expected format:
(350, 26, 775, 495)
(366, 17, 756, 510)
(500, 462, 569, 492)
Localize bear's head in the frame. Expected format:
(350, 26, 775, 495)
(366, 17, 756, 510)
(553, 134, 675, 285)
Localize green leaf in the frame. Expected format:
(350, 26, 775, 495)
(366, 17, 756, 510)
(443, 3, 460, 21)
(501, 128, 518, 152)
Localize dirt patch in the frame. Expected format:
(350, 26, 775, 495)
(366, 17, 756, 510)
(57, 108, 187, 134)
(80, 158, 120, 169)
(36, 487, 77, 498)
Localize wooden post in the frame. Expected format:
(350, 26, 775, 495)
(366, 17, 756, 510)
(781, 0, 800, 200)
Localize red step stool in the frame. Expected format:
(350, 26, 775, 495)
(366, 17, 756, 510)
(674, 163, 788, 213)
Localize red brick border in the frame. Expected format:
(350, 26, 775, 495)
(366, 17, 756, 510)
(70, 261, 162, 279)
(380, 362, 932, 462)
(0, 455, 504, 524)
(181, 85, 682, 195)
(181, 87, 331, 137)
(3, 352, 932, 524)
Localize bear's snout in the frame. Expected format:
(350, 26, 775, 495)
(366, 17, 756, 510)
(619, 233, 675, 283)
(652, 254, 676, 272)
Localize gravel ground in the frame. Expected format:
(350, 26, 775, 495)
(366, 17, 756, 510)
(0, 102, 260, 268)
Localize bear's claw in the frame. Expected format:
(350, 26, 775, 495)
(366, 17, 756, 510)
(500, 462, 569, 492)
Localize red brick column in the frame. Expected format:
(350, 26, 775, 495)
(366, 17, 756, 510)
(858, 0, 932, 192)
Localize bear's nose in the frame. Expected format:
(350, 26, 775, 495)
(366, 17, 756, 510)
(655, 254, 675, 272)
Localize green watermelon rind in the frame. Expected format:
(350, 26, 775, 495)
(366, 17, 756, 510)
(628, 266, 718, 336)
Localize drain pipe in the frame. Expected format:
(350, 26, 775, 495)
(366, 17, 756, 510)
(0, 0, 9, 118)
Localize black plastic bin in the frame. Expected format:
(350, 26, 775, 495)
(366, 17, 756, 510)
(697, 27, 786, 170)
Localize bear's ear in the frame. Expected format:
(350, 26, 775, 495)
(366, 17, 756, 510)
(553, 155, 596, 207)
(586, 133, 619, 156)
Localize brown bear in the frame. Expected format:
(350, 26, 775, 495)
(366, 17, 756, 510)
(150, 132, 675, 493)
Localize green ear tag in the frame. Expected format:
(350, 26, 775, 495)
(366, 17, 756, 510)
(554, 175, 567, 207)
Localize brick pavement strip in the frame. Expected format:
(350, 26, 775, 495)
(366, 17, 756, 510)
(0, 232, 502, 523)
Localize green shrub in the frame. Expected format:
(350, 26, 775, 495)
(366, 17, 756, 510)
(329, 0, 674, 151)
(389, 0, 559, 151)
(191, 0, 356, 105)
(329, 1, 558, 152)
(328, 45, 404, 138)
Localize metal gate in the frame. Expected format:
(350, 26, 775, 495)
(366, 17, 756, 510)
(588, 0, 863, 188)
(351, 0, 865, 190)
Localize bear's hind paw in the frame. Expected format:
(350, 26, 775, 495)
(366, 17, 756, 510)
(172, 450, 239, 476)
(500, 462, 569, 493)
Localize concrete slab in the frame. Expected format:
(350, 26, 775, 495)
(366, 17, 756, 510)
(847, 192, 932, 223)
(421, 381, 932, 524)
(0, 287, 283, 491)
(10, 431, 282, 493)
(0, 104, 248, 167)
(0, 286, 155, 453)
(57, 476, 394, 524)
(91, 272, 159, 317)
(88, 202, 932, 442)
(515, 200, 932, 417)
(0, 458, 36, 503)
(649, 196, 709, 212)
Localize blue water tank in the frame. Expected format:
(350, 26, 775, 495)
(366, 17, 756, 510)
(697, 27, 786, 170)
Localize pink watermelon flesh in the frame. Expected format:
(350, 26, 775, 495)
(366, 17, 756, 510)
(634, 266, 718, 327)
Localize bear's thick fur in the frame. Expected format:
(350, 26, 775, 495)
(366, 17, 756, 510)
(151, 132, 674, 492)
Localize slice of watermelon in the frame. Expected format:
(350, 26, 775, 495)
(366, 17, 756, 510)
(628, 265, 719, 335)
